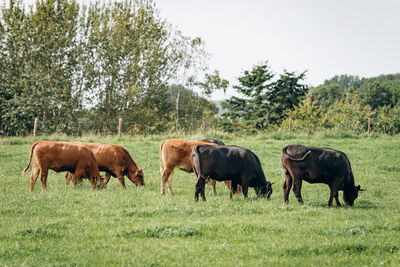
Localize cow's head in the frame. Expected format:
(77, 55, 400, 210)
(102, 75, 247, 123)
(129, 168, 145, 186)
(343, 185, 366, 206)
(255, 182, 274, 199)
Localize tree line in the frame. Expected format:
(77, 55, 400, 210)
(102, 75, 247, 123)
(220, 64, 400, 135)
(0, 0, 224, 136)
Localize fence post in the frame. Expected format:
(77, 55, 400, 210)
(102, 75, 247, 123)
(202, 118, 206, 134)
(368, 118, 371, 134)
(289, 118, 292, 134)
(118, 118, 122, 138)
(33, 118, 38, 137)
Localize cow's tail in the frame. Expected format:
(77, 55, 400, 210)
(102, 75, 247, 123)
(282, 146, 311, 162)
(159, 140, 165, 175)
(191, 145, 201, 178)
(22, 142, 39, 174)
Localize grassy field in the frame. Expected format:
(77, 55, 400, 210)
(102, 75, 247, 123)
(0, 133, 399, 266)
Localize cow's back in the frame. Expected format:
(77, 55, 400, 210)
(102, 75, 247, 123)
(193, 145, 266, 184)
(34, 141, 98, 175)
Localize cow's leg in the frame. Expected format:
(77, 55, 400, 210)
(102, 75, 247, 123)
(88, 176, 97, 189)
(282, 168, 293, 205)
(328, 181, 342, 207)
(167, 173, 174, 195)
(102, 173, 111, 188)
(72, 172, 84, 188)
(29, 167, 40, 192)
(292, 178, 303, 204)
(160, 168, 173, 195)
(65, 172, 73, 185)
(115, 171, 126, 189)
(200, 178, 206, 201)
(334, 193, 342, 207)
(195, 177, 205, 201)
(229, 182, 238, 199)
(210, 179, 217, 195)
(40, 168, 49, 190)
(242, 186, 249, 199)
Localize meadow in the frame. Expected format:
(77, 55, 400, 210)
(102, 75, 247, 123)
(0, 133, 399, 266)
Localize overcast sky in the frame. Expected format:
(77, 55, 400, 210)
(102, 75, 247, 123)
(20, 0, 400, 100)
(155, 0, 400, 99)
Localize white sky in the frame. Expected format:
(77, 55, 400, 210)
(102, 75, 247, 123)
(19, 0, 400, 100)
(155, 0, 400, 99)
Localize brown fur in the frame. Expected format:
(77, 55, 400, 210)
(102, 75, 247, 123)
(159, 139, 216, 195)
(65, 142, 144, 189)
(22, 141, 100, 191)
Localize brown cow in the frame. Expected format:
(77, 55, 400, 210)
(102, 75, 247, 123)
(22, 141, 101, 191)
(159, 139, 217, 195)
(65, 142, 144, 189)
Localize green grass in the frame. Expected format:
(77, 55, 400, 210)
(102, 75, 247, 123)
(0, 134, 399, 266)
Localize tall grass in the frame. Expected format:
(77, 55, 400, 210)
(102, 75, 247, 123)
(0, 134, 399, 266)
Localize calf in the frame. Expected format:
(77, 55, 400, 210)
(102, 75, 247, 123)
(22, 141, 101, 191)
(191, 144, 273, 201)
(281, 144, 365, 206)
(65, 142, 144, 189)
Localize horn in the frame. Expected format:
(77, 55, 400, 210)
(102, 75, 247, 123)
(357, 185, 366, 191)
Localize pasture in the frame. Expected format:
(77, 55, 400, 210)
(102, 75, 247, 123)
(0, 133, 399, 266)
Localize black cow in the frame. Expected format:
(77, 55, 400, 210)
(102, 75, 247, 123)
(201, 138, 225, 146)
(191, 144, 273, 201)
(201, 138, 241, 195)
(281, 144, 365, 207)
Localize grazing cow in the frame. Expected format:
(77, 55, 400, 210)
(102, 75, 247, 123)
(191, 144, 273, 201)
(281, 144, 365, 206)
(159, 139, 218, 195)
(201, 138, 242, 195)
(22, 141, 101, 191)
(65, 142, 144, 189)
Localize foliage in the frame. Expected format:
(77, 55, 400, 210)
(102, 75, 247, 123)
(1, 0, 82, 135)
(310, 73, 400, 112)
(309, 83, 345, 111)
(266, 70, 308, 124)
(374, 105, 400, 134)
(0, 0, 221, 136)
(281, 97, 324, 133)
(361, 81, 393, 110)
(221, 63, 308, 132)
(323, 94, 374, 134)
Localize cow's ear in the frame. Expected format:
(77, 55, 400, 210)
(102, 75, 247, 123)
(270, 182, 275, 185)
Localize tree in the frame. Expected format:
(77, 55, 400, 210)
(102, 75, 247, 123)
(222, 63, 274, 130)
(82, 0, 213, 134)
(281, 97, 324, 133)
(324, 94, 373, 134)
(362, 81, 393, 110)
(309, 83, 345, 111)
(266, 70, 308, 124)
(221, 63, 308, 131)
(0, 0, 81, 135)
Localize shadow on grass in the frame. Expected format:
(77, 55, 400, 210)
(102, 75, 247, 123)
(281, 199, 378, 210)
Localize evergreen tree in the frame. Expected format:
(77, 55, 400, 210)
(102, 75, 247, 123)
(222, 63, 307, 131)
